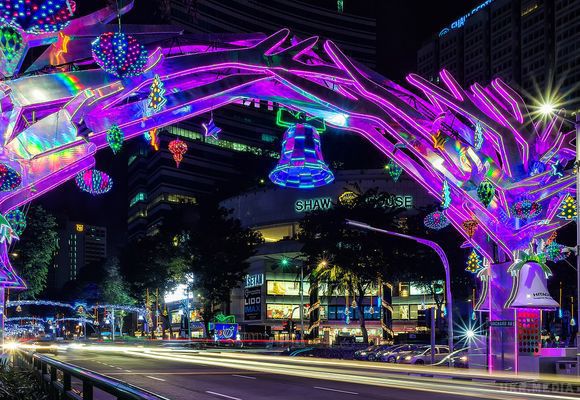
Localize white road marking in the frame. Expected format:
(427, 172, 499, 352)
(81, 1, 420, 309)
(231, 374, 256, 380)
(146, 376, 166, 381)
(314, 386, 359, 395)
(205, 391, 242, 400)
(116, 367, 123, 370)
(125, 370, 132, 373)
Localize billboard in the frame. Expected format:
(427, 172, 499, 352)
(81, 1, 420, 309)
(244, 286, 262, 320)
(214, 323, 238, 340)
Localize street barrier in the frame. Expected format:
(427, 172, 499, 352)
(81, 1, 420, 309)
(12, 349, 169, 400)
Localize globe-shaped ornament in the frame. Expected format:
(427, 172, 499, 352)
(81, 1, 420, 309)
(91, 32, 148, 78)
(0, 26, 23, 61)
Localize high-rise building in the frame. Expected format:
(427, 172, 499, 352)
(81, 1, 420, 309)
(49, 221, 107, 290)
(417, 0, 580, 109)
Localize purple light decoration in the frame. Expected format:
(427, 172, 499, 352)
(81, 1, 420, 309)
(510, 199, 542, 219)
(203, 117, 221, 140)
(0, 0, 75, 33)
(424, 210, 450, 230)
(91, 32, 148, 78)
(269, 123, 334, 189)
(75, 169, 113, 195)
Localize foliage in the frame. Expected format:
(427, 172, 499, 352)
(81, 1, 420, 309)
(0, 363, 47, 400)
(101, 257, 135, 336)
(10, 206, 58, 299)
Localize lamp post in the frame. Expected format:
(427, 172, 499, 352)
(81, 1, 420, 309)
(346, 219, 454, 353)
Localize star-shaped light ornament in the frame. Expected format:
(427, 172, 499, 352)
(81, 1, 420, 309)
(432, 131, 447, 151)
(203, 117, 221, 140)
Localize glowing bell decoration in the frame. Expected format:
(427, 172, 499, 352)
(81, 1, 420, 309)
(0, 26, 22, 61)
(168, 138, 188, 168)
(0, 0, 76, 33)
(5, 209, 26, 236)
(75, 169, 113, 195)
(477, 178, 495, 207)
(91, 32, 148, 78)
(106, 124, 124, 154)
(269, 123, 334, 189)
(504, 261, 559, 309)
(0, 163, 22, 191)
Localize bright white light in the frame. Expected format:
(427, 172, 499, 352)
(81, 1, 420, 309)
(539, 102, 556, 116)
(325, 113, 348, 127)
(466, 329, 475, 339)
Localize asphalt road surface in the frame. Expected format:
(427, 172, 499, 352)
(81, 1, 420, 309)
(52, 348, 578, 400)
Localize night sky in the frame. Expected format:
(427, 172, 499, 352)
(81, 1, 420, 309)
(37, 0, 485, 255)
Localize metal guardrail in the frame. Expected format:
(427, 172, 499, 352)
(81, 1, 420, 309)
(13, 349, 169, 400)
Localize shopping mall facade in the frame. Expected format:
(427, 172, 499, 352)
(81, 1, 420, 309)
(220, 169, 444, 344)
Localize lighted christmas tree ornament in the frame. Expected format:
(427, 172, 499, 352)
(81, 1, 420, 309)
(148, 74, 167, 113)
(0, 26, 22, 61)
(465, 250, 482, 273)
(91, 32, 148, 78)
(510, 199, 542, 219)
(5, 209, 26, 236)
(106, 124, 124, 154)
(168, 138, 188, 167)
(462, 219, 478, 238)
(441, 180, 451, 209)
(0, 163, 22, 191)
(75, 169, 113, 195)
(477, 179, 495, 207)
(385, 159, 403, 182)
(557, 195, 577, 220)
(424, 210, 450, 230)
(0, 0, 76, 33)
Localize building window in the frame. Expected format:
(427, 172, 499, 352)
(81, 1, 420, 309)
(129, 192, 147, 207)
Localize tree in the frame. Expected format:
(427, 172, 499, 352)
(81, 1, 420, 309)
(101, 257, 135, 337)
(176, 203, 262, 336)
(299, 188, 407, 344)
(10, 206, 58, 299)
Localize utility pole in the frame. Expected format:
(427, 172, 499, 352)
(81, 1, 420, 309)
(111, 308, 115, 342)
(299, 264, 305, 339)
(576, 113, 579, 375)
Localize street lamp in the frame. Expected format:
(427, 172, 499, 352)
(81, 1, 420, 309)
(346, 219, 454, 353)
(538, 105, 579, 374)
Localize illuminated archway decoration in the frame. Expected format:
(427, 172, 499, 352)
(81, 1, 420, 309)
(0, 0, 76, 33)
(75, 169, 113, 195)
(269, 123, 334, 189)
(91, 32, 148, 78)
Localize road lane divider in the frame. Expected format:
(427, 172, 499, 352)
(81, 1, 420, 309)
(314, 386, 359, 395)
(205, 390, 242, 400)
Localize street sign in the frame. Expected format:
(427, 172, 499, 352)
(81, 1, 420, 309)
(488, 320, 514, 327)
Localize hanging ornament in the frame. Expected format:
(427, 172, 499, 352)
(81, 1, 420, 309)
(0, 0, 76, 33)
(441, 180, 451, 209)
(474, 121, 483, 151)
(471, 310, 477, 320)
(143, 128, 160, 151)
(557, 195, 577, 220)
(148, 74, 167, 113)
(91, 32, 148, 78)
(431, 131, 447, 151)
(465, 250, 483, 273)
(510, 199, 542, 219)
(15, 305, 21, 313)
(550, 160, 564, 178)
(385, 159, 403, 182)
(368, 306, 374, 315)
(476, 179, 495, 207)
(544, 242, 568, 263)
(0, 163, 22, 191)
(424, 210, 450, 230)
(168, 138, 188, 168)
(75, 169, 113, 195)
(203, 116, 221, 140)
(529, 161, 546, 176)
(106, 124, 124, 154)
(351, 299, 357, 308)
(462, 219, 478, 238)
(0, 26, 22, 61)
(5, 209, 26, 236)
(337, 0, 344, 13)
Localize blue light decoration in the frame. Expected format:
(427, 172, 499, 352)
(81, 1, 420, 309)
(544, 242, 568, 263)
(0, 0, 76, 34)
(529, 160, 545, 176)
(203, 117, 221, 140)
(510, 199, 542, 219)
(75, 169, 113, 195)
(0, 26, 22, 61)
(474, 121, 484, 151)
(550, 160, 564, 178)
(385, 159, 403, 182)
(106, 124, 124, 154)
(424, 210, 450, 230)
(269, 123, 334, 189)
(441, 180, 451, 209)
(91, 32, 148, 78)
(0, 162, 22, 191)
(147, 74, 167, 113)
(5, 209, 26, 236)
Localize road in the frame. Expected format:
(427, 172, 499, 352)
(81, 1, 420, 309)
(52, 347, 579, 400)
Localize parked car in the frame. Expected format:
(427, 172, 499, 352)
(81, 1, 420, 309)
(379, 344, 420, 363)
(354, 345, 392, 361)
(397, 345, 450, 364)
(434, 347, 469, 368)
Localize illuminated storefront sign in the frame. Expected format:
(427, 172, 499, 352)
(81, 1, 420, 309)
(244, 287, 261, 320)
(245, 273, 264, 288)
(214, 323, 238, 340)
(294, 197, 333, 212)
(439, 0, 494, 37)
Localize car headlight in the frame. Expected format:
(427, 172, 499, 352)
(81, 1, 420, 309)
(459, 356, 468, 361)
(405, 356, 412, 360)
(360, 352, 367, 355)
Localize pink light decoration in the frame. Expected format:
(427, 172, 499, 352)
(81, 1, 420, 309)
(168, 138, 187, 167)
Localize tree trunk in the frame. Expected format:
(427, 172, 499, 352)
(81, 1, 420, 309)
(358, 293, 368, 344)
